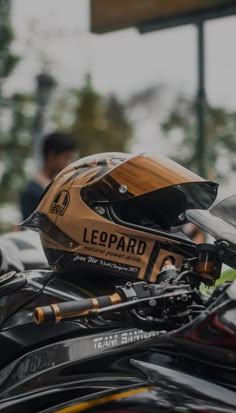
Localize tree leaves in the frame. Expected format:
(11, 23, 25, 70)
(161, 94, 236, 181)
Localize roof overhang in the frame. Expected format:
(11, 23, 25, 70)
(90, 0, 236, 34)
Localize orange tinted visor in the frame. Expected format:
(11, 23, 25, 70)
(82, 153, 218, 205)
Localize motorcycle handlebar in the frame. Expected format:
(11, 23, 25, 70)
(34, 292, 122, 324)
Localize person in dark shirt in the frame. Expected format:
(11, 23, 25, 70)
(20, 131, 77, 220)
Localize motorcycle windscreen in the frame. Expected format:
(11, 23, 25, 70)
(83, 153, 218, 203)
(186, 194, 236, 246)
(111, 182, 218, 230)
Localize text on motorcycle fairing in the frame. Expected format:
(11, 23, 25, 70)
(93, 329, 159, 350)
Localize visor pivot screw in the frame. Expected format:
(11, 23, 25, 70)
(69, 242, 74, 248)
(119, 184, 128, 194)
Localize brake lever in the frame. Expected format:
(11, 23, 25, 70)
(89, 288, 194, 318)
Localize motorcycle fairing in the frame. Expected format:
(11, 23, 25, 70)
(0, 328, 161, 398)
(33, 377, 236, 413)
(0, 283, 236, 412)
(0, 348, 235, 413)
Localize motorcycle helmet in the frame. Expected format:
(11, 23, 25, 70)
(21, 152, 218, 282)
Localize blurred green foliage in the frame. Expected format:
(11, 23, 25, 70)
(200, 268, 236, 297)
(0, 2, 19, 78)
(0, 1, 33, 207)
(53, 75, 133, 157)
(0, 93, 35, 203)
(215, 269, 236, 285)
(162, 95, 236, 180)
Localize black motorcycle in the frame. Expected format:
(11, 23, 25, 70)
(0, 194, 236, 413)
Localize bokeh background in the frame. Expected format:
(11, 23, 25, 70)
(0, 0, 236, 232)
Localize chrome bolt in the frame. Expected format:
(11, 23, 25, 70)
(181, 294, 188, 302)
(119, 184, 128, 194)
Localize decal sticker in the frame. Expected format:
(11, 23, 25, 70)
(83, 245, 142, 263)
(93, 329, 160, 350)
(83, 227, 146, 255)
(73, 253, 140, 275)
(50, 190, 70, 215)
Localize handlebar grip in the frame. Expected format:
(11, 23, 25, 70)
(34, 292, 122, 324)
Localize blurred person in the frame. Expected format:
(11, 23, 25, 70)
(20, 131, 77, 220)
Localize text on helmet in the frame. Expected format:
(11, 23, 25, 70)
(83, 228, 146, 255)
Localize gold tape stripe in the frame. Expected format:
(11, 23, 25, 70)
(34, 307, 45, 324)
(51, 304, 62, 322)
(110, 292, 122, 305)
(53, 386, 151, 413)
(91, 298, 99, 309)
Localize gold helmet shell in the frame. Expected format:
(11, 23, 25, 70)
(22, 152, 218, 282)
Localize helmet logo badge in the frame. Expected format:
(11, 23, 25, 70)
(50, 190, 70, 216)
